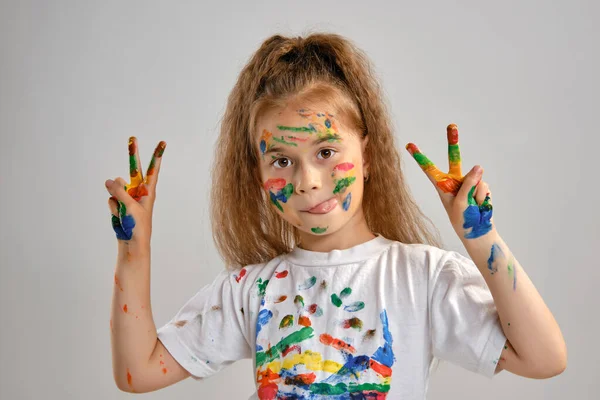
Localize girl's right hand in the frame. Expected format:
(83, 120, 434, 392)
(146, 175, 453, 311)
(105, 137, 166, 244)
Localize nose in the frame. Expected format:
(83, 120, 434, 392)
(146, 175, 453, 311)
(294, 165, 321, 194)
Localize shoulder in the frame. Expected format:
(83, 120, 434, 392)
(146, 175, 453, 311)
(382, 239, 470, 279)
(223, 254, 287, 293)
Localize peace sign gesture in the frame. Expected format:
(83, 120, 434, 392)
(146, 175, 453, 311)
(406, 124, 494, 240)
(105, 137, 166, 243)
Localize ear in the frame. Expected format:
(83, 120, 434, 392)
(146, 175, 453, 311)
(361, 134, 370, 172)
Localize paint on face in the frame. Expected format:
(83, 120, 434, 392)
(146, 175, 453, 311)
(405, 125, 464, 195)
(263, 178, 294, 213)
(311, 226, 328, 234)
(342, 192, 352, 211)
(332, 162, 356, 195)
(463, 185, 493, 239)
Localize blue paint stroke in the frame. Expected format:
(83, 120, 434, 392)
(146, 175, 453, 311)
(462, 187, 493, 239)
(298, 276, 317, 290)
(487, 243, 504, 275)
(256, 309, 273, 336)
(342, 192, 352, 211)
(371, 309, 395, 367)
(111, 203, 136, 240)
(343, 301, 365, 312)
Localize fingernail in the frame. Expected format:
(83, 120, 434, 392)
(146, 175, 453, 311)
(474, 165, 482, 175)
(105, 179, 114, 187)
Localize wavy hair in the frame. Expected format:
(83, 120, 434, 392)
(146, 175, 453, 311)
(210, 32, 442, 270)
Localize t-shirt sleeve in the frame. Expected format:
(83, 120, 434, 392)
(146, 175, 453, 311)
(156, 269, 251, 380)
(429, 250, 507, 379)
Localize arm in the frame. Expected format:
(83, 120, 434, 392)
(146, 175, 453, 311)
(110, 241, 190, 393)
(462, 230, 567, 379)
(406, 124, 567, 379)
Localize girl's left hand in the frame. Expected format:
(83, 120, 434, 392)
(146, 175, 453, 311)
(405, 124, 494, 240)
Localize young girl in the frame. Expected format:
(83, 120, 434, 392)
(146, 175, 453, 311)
(106, 32, 566, 399)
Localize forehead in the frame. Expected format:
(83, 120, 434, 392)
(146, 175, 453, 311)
(256, 103, 354, 143)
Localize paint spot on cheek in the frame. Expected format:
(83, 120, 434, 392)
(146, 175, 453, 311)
(342, 192, 352, 211)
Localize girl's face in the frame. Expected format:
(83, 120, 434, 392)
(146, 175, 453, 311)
(256, 104, 368, 238)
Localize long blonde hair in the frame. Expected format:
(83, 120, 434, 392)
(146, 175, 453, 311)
(210, 32, 442, 270)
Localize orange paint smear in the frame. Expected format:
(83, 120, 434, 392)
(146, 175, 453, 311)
(319, 333, 356, 354)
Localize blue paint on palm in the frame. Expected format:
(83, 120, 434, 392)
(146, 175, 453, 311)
(111, 202, 136, 240)
(462, 186, 493, 239)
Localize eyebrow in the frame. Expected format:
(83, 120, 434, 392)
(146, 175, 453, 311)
(262, 135, 341, 156)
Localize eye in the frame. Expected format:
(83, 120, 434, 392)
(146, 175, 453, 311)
(272, 157, 292, 169)
(317, 149, 336, 160)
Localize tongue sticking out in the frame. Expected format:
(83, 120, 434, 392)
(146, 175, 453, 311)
(307, 198, 338, 214)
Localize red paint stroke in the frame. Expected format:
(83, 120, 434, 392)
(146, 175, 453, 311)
(126, 368, 133, 387)
(286, 136, 309, 142)
(235, 268, 247, 283)
(257, 368, 280, 400)
(319, 333, 356, 354)
(298, 315, 311, 327)
(123, 304, 128, 313)
(114, 274, 124, 291)
(333, 162, 355, 172)
(263, 178, 287, 191)
(275, 295, 287, 304)
(447, 124, 459, 144)
(370, 359, 392, 377)
(275, 270, 289, 279)
(282, 344, 301, 357)
(284, 372, 316, 386)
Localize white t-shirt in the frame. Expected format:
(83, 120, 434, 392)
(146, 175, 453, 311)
(157, 234, 507, 399)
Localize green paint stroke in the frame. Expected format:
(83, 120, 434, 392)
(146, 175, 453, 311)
(321, 133, 342, 143)
(348, 382, 391, 393)
(294, 295, 304, 307)
(448, 143, 461, 163)
(255, 327, 314, 366)
(331, 294, 342, 307)
(310, 383, 347, 395)
(272, 136, 298, 147)
(333, 177, 356, 194)
(311, 226, 328, 234)
(340, 287, 352, 298)
(277, 125, 316, 133)
(411, 152, 434, 168)
(279, 315, 294, 329)
(256, 278, 269, 296)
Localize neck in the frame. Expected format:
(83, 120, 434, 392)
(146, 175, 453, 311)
(297, 207, 376, 252)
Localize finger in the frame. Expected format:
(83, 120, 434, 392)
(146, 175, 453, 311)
(144, 141, 166, 192)
(128, 137, 144, 189)
(456, 165, 483, 206)
(105, 177, 137, 211)
(405, 143, 445, 184)
(447, 124, 462, 177)
(474, 181, 491, 206)
(108, 197, 119, 218)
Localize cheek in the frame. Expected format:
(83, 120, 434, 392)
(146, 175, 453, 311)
(331, 161, 359, 212)
(263, 178, 294, 212)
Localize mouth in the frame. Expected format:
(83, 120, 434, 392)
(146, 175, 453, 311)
(302, 197, 338, 214)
